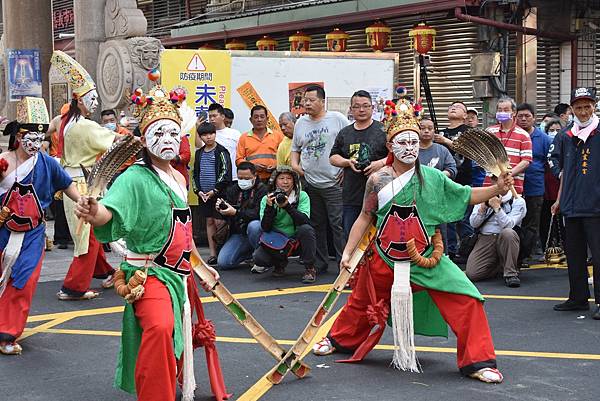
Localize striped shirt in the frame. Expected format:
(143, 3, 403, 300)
(485, 124, 532, 194)
(198, 148, 216, 192)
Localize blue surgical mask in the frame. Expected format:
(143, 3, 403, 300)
(539, 121, 546, 132)
(547, 129, 559, 140)
(103, 122, 117, 132)
(495, 112, 512, 123)
(238, 178, 254, 191)
(568, 114, 574, 123)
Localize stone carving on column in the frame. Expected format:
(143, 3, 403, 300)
(0, 36, 7, 117)
(97, 0, 161, 111)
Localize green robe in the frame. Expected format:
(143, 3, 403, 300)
(375, 166, 484, 337)
(94, 164, 188, 394)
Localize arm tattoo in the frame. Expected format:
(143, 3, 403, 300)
(362, 167, 394, 216)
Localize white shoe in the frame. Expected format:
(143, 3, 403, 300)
(57, 289, 100, 301)
(589, 277, 594, 286)
(470, 367, 503, 383)
(0, 341, 22, 355)
(312, 337, 336, 356)
(102, 274, 115, 289)
(250, 265, 270, 274)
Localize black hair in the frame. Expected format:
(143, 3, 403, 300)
(545, 119, 562, 133)
(450, 101, 468, 111)
(304, 84, 325, 100)
(250, 105, 268, 117)
(197, 122, 217, 136)
(351, 90, 372, 103)
(554, 103, 570, 116)
(237, 161, 257, 174)
(141, 147, 157, 174)
(100, 109, 116, 118)
(208, 103, 225, 114)
(64, 98, 82, 126)
(223, 108, 234, 119)
(542, 112, 559, 120)
(516, 102, 535, 116)
(415, 158, 425, 189)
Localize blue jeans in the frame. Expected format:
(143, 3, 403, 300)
(217, 220, 261, 270)
(342, 205, 362, 238)
(447, 205, 475, 255)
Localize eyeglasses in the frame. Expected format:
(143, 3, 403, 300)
(351, 104, 373, 110)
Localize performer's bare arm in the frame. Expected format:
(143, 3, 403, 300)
(62, 182, 81, 203)
(290, 151, 304, 177)
(340, 168, 393, 268)
(470, 171, 514, 205)
(74, 197, 113, 227)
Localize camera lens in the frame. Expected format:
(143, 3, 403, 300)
(276, 193, 287, 204)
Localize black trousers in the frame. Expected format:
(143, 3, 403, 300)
(253, 224, 316, 268)
(51, 199, 72, 245)
(564, 217, 600, 304)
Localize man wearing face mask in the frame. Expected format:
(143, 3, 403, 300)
(0, 97, 80, 355)
(215, 162, 267, 270)
(313, 97, 514, 384)
(551, 87, 600, 320)
(51, 51, 117, 300)
(485, 96, 532, 194)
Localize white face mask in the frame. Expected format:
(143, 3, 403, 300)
(238, 178, 254, 191)
(391, 131, 420, 164)
(81, 89, 99, 114)
(20, 131, 45, 156)
(145, 120, 181, 161)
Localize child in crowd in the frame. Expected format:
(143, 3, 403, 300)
(193, 122, 232, 264)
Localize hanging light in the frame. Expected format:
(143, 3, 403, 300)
(256, 35, 278, 51)
(365, 20, 392, 52)
(326, 28, 349, 52)
(409, 22, 436, 55)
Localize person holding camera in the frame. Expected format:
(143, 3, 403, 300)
(252, 166, 318, 283)
(330, 90, 388, 236)
(465, 182, 526, 288)
(215, 162, 267, 270)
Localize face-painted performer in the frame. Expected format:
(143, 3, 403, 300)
(312, 97, 514, 384)
(0, 97, 79, 355)
(74, 86, 229, 401)
(50, 50, 116, 300)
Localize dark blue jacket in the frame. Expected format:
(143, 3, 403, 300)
(523, 127, 552, 197)
(549, 127, 600, 217)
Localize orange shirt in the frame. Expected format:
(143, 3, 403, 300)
(236, 128, 283, 180)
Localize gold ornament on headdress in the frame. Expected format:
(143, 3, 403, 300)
(16, 97, 49, 126)
(50, 51, 96, 98)
(382, 98, 421, 141)
(131, 86, 182, 134)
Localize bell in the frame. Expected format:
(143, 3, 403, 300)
(545, 247, 566, 265)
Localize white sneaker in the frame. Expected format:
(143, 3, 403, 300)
(250, 265, 270, 274)
(589, 277, 594, 286)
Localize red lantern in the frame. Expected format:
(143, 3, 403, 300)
(326, 28, 349, 52)
(225, 39, 247, 51)
(365, 20, 391, 52)
(256, 35, 278, 51)
(288, 31, 311, 51)
(409, 22, 436, 55)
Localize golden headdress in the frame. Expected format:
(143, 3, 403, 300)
(50, 50, 96, 98)
(132, 86, 182, 134)
(382, 90, 423, 141)
(4, 97, 50, 137)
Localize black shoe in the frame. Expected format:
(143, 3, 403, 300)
(58, 243, 68, 249)
(591, 304, 600, 320)
(553, 300, 590, 311)
(504, 276, 520, 288)
(206, 256, 218, 265)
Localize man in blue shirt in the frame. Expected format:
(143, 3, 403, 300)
(517, 103, 552, 263)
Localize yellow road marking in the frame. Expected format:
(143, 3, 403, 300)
(20, 317, 74, 339)
(237, 309, 343, 401)
(27, 284, 333, 322)
(30, 327, 600, 362)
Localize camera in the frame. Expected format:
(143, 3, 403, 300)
(218, 199, 229, 210)
(354, 159, 371, 171)
(272, 188, 288, 204)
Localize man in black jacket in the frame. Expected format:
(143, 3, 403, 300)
(215, 162, 267, 270)
(550, 87, 600, 319)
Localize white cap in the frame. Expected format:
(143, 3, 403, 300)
(467, 107, 479, 116)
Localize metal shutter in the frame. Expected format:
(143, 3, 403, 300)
(536, 38, 561, 117)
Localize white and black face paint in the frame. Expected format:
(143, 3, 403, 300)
(81, 89, 99, 114)
(391, 131, 420, 164)
(145, 119, 181, 161)
(20, 131, 45, 156)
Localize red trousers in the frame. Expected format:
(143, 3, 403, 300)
(0, 251, 44, 342)
(61, 231, 114, 295)
(329, 253, 497, 375)
(133, 276, 177, 401)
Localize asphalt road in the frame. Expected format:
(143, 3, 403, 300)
(1, 242, 599, 401)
